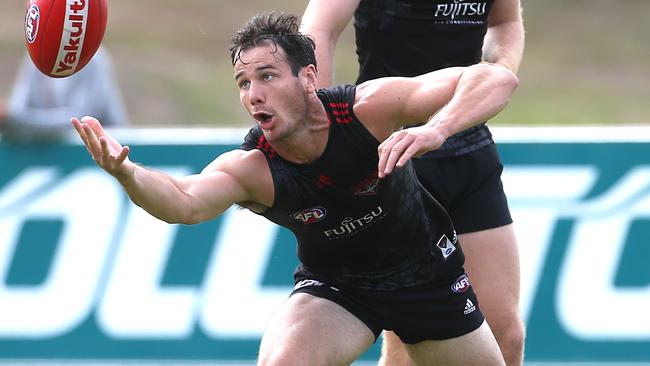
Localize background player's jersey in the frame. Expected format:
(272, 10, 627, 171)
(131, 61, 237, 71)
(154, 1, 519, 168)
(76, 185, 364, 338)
(354, 0, 496, 157)
(242, 85, 464, 290)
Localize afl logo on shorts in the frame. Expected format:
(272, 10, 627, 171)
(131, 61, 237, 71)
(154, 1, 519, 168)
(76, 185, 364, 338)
(291, 206, 327, 224)
(451, 274, 471, 293)
(25, 5, 40, 44)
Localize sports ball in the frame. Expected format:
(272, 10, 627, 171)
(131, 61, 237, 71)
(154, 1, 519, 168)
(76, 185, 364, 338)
(24, 0, 108, 78)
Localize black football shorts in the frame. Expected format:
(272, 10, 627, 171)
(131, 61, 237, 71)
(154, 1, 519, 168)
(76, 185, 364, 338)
(290, 271, 485, 344)
(413, 143, 513, 234)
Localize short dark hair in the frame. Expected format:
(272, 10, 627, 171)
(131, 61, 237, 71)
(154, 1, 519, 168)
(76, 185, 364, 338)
(230, 12, 317, 76)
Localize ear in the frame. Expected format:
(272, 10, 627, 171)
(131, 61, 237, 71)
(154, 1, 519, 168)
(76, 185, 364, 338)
(300, 64, 318, 94)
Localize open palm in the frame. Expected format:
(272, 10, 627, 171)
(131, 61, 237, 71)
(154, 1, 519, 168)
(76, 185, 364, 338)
(72, 116, 133, 180)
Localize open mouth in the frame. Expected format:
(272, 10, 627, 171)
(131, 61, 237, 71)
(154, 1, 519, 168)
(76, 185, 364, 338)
(253, 111, 273, 125)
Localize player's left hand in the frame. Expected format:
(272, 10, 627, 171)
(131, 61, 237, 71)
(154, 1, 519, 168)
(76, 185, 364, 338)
(377, 125, 446, 178)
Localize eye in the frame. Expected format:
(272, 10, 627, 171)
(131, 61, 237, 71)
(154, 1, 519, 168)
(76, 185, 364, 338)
(263, 74, 275, 81)
(238, 80, 250, 90)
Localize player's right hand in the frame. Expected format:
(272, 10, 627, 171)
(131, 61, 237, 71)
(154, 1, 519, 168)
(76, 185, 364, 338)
(72, 116, 134, 182)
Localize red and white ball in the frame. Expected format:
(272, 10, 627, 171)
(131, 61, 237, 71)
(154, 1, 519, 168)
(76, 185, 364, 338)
(24, 0, 107, 78)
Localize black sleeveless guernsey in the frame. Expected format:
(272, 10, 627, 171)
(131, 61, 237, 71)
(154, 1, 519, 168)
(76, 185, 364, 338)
(242, 85, 464, 291)
(354, 0, 496, 157)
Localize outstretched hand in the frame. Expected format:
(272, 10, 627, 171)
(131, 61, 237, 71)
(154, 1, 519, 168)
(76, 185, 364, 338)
(377, 125, 446, 178)
(72, 116, 133, 181)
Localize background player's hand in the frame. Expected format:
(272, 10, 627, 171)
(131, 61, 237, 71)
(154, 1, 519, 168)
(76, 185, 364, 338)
(72, 116, 134, 181)
(377, 125, 446, 178)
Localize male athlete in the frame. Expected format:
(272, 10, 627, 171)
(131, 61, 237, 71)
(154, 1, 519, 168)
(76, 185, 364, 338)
(301, 0, 526, 364)
(73, 12, 517, 365)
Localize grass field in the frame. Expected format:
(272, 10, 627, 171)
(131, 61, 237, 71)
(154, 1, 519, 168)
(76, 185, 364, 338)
(1, 0, 649, 127)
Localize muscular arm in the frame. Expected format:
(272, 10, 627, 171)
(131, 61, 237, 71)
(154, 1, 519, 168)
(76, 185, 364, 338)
(300, 0, 360, 88)
(387, 0, 523, 141)
(358, 0, 524, 177)
(120, 151, 262, 225)
(355, 64, 518, 139)
(72, 117, 271, 224)
(422, 62, 519, 144)
(353, 64, 519, 177)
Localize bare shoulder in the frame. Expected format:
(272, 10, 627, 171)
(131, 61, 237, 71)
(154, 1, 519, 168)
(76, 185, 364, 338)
(352, 77, 406, 141)
(203, 148, 263, 170)
(203, 149, 273, 207)
(352, 68, 463, 140)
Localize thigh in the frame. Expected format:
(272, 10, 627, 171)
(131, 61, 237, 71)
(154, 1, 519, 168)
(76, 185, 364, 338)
(258, 293, 375, 366)
(406, 321, 505, 366)
(459, 224, 521, 336)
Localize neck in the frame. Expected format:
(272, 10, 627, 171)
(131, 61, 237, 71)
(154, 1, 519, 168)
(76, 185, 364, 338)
(273, 94, 329, 164)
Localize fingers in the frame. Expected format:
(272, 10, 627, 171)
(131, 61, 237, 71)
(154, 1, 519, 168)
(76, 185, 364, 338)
(72, 117, 128, 174)
(98, 136, 129, 164)
(377, 126, 448, 177)
(72, 117, 96, 156)
(81, 116, 107, 137)
(83, 122, 102, 158)
(100, 136, 111, 164)
(378, 132, 417, 178)
(116, 145, 130, 166)
(396, 144, 420, 167)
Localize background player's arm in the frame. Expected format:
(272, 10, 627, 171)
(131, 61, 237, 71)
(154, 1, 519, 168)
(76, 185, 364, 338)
(300, 0, 360, 88)
(353, 64, 519, 177)
(372, 0, 524, 176)
(483, 0, 525, 74)
(73, 117, 269, 224)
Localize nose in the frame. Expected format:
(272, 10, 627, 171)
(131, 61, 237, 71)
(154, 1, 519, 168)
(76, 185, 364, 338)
(248, 81, 265, 106)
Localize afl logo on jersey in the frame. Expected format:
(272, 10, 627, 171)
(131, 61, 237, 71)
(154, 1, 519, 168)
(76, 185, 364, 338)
(451, 274, 471, 293)
(291, 206, 327, 224)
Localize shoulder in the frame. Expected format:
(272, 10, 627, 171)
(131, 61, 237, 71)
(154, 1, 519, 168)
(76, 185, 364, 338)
(203, 148, 268, 178)
(352, 76, 407, 139)
(203, 149, 273, 207)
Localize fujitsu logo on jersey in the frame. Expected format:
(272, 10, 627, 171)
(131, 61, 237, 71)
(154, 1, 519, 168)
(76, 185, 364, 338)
(291, 207, 327, 224)
(434, 1, 488, 21)
(52, 0, 89, 76)
(323, 206, 385, 239)
(25, 5, 40, 44)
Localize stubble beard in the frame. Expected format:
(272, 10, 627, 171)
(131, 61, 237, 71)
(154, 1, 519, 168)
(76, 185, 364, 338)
(268, 86, 313, 145)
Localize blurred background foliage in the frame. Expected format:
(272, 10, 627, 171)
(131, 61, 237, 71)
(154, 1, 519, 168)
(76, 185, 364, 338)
(1, 0, 649, 127)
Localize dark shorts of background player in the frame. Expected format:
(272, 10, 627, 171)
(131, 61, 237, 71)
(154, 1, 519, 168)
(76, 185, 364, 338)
(414, 143, 513, 234)
(290, 274, 485, 344)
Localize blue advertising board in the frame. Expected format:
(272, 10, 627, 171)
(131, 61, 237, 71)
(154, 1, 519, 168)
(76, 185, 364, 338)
(0, 127, 649, 364)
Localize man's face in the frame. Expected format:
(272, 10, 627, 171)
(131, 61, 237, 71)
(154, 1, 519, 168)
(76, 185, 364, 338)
(234, 43, 309, 143)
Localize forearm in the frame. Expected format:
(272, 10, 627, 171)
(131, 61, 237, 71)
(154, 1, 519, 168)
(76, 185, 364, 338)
(300, 0, 358, 89)
(424, 63, 519, 140)
(308, 28, 337, 88)
(118, 164, 197, 225)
